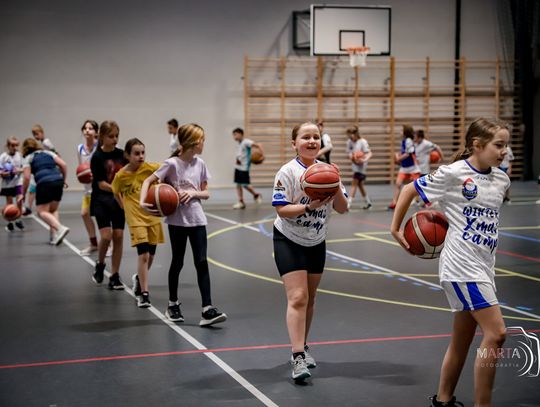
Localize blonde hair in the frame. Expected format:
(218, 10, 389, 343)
(31, 124, 44, 135)
(5, 136, 19, 149)
(170, 123, 205, 157)
(98, 120, 120, 147)
(22, 138, 42, 157)
(291, 121, 319, 140)
(346, 125, 359, 136)
(453, 118, 509, 162)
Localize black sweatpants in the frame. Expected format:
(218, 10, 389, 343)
(167, 225, 212, 307)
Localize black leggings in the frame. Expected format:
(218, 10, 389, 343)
(168, 225, 212, 307)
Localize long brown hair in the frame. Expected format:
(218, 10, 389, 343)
(170, 123, 205, 157)
(98, 120, 119, 147)
(22, 138, 42, 157)
(452, 118, 509, 162)
(291, 122, 319, 140)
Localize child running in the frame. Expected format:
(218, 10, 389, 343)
(1, 137, 25, 232)
(19, 138, 69, 245)
(232, 127, 263, 209)
(90, 121, 127, 290)
(112, 138, 164, 308)
(140, 123, 227, 326)
(345, 125, 372, 209)
(391, 118, 510, 407)
(272, 122, 348, 381)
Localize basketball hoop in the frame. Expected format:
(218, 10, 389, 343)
(346, 46, 370, 67)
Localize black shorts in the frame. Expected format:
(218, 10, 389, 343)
(93, 200, 125, 230)
(36, 181, 64, 205)
(273, 226, 326, 277)
(0, 185, 22, 197)
(353, 172, 366, 182)
(234, 169, 250, 185)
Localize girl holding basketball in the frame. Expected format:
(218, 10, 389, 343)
(390, 118, 510, 407)
(90, 121, 127, 290)
(345, 125, 372, 209)
(1, 137, 25, 231)
(112, 138, 163, 308)
(272, 122, 348, 381)
(140, 123, 227, 326)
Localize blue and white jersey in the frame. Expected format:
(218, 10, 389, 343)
(77, 142, 97, 195)
(414, 160, 510, 285)
(272, 158, 345, 247)
(399, 138, 420, 174)
(414, 139, 436, 174)
(0, 152, 23, 188)
(235, 138, 254, 172)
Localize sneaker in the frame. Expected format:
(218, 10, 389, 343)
(15, 220, 24, 230)
(131, 274, 142, 297)
(232, 201, 246, 209)
(362, 202, 372, 210)
(429, 395, 464, 407)
(49, 229, 55, 245)
(137, 292, 151, 308)
(108, 273, 124, 290)
(388, 202, 396, 210)
(347, 197, 352, 209)
(291, 355, 311, 381)
(166, 303, 184, 322)
(22, 206, 32, 216)
(106, 245, 113, 257)
(254, 193, 263, 204)
(52, 225, 70, 245)
(80, 245, 98, 256)
(92, 262, 105, 284)
(291, 346, 317, 368)
(5, 222, 14, 232)
(199, 307, 227, 326)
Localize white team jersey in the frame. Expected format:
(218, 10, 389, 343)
(169, 134, 179, 154)
(414, 139, 436, 174)
(235, 138, 254, 171)
(0, 152, 23, 188)
(77, 142, 97, 195)
(42, 138, 56, 152)
(351, 138, 370, 174)
(399, 138, 421, 174)
(272, 158, 346, 247)
(414, 160, 510, 285)
(499, 146, 514, 170)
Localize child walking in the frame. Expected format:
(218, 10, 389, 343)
(19, 138, 69, 245)
(112, 138, 164, 308)
(232, 127, 262, 209)
(391, 118, 510, 407)
(345, 125, 372, 209)
(414, 129, 444, 176)
(1, 137, 25, 232)
(140, 123, 227, 326)
(90, 121, 127, 290)
(272, 122, 348, 381)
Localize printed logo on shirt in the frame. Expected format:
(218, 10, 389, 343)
(274, 180, 285, 191)
(462, 178, 478, 201)
(418, 175, 428, 187)
(273, 193, 285, 200)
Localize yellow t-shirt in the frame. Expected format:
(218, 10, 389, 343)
(111, 162, 161, 227)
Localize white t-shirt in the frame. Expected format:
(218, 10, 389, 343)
(235, 138, 254, 171)
(41, 138, 56, 152)
(414, 160, 510, 285)
(169, 134, 179, 154)
(499, 146, 514, 170)
(272, 158, 345, 247)
(414, 139, 436, 174)
(77, 142, 97, 195)
(0, 152, 23, 188)
(350, 138, 370, 174)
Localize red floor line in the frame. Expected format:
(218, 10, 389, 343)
(2, 329, 539, 371)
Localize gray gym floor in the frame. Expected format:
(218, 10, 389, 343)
(1, 182, 539, 407)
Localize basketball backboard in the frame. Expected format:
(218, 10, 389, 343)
(310, 5, 391, 56)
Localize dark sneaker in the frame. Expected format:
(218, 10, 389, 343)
(199, 307, 227, 326)
(92, 262, 105, 284)
(166, 303, 184, 322)
(362, 203, 372, 210)
(131, 274, 142, 297)
(15, 220, 24, 230)
(108, 273, 124, 290)
(291, 355, 311, 381)
(5, 222, 14, 232)
(388, 202, 396, 210)
(137, 292, 151, 308)
(429, 395, 464, 407)
(22, 206, 32, 216)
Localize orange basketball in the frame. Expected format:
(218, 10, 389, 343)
(300, 163, 340, 201)
(3, 204, 21, 222)
(352, 150, 365, 164)
(250, 145, 264, 165)
(76, 162, 92, 184)
(403, 210, 448, 259)
(145, 184, 179, 216)
(430, 150, 442, 164)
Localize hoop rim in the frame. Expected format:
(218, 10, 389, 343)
(345, 46, 370, 54)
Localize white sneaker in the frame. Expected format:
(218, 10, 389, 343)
(291, 355, 311, 381)
(106, 245, 113, 257)
(52, 225, 70, 246)
(232, 201, 246, 209)
(80, 245, 98, 256)
(254, 194, 263, 204)
(49, 229, 56, 245)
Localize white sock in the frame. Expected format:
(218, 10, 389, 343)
(202, 305, 213, 312)
(168, 300, 178, 306)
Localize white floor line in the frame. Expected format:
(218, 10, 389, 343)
(205, 212, 540, 321)
(29, 214, 278, 407)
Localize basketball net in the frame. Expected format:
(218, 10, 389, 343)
(346, 46, 370, 67)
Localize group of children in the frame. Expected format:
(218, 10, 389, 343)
(1, 117, 517, 406)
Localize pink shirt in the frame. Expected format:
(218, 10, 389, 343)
(154, 156, 210, 227)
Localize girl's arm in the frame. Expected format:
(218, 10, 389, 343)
(434, 144, 444, 161)
(114, 193, 124, 209)
(275, 197, 331, 219)
(18, 167, 32, 204)
(178, 181, 209, 204)
(98, 181, 113, 192)
(332, 186, 348, 214)
(139, 173, 160, 215)
(390, 182, 417, 251)
(53, 155, 68, 184)
(361, 150, 373, 163)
